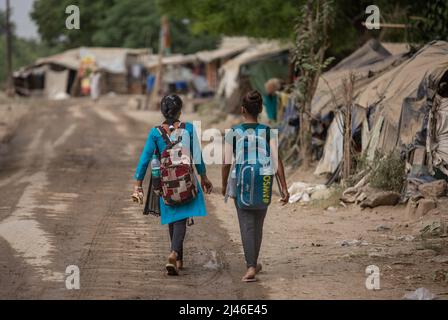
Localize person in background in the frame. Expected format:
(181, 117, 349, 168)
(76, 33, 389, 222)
(144, 74, 156, 110)
(132, 94, 213, 276)
(262, 78, 281, 123)
(90, 68, 101, 102)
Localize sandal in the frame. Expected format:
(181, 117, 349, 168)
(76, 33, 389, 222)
(242, 276, 257, 282)
(166, 263, 179, 276)
(166, 251, 179, 276)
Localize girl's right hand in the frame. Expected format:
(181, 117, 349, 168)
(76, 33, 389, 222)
(200, 175, 213, 194)
(280, 189, 290, 205)
(132, 186, 144, 204)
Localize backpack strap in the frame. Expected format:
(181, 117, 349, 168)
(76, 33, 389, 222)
(232, 124, 271, 157)
(157, 126, 172, 147)
(231, 124, 244, 155)
(157, 124, 185, 150)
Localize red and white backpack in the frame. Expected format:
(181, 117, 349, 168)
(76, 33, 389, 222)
(156, 123, 198, 206)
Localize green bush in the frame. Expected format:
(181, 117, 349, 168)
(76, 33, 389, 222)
(370, 152, 405, 192)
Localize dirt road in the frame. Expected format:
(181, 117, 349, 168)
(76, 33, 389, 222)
(0, 96, 447, 299)
(0, 97, 266, 299)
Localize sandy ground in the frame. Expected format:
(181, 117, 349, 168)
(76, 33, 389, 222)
(0, 95, 447, 299)
(0, 95, 32, 145)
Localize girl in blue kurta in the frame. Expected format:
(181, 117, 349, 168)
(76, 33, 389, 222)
(132, 94, 213, 275)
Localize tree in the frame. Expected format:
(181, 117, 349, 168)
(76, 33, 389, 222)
(31, 0, 113, 48)
(30, 0, 218, 53)
(157, 0, 299, 40)
(288, 0, 335, 167)
(410, 0, 448, 43)
(0, 9, 57, 86)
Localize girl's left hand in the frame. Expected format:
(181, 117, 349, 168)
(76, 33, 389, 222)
(201, 176, 213, 194)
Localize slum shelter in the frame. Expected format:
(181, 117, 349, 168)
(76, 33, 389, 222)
(314, 41, 448, 192)
(216, 41, 291, 113)
(196, 37, 252, 91)
(13, 47, 149, 99)
(145, 53, 197, 94)
(311, 39, 410, 175)
(144, 37, 252, 98)
(275, 39, 409, 163)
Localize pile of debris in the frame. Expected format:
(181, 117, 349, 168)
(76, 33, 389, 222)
(287, 182, 330, 204)
(340, 166, 447, 214)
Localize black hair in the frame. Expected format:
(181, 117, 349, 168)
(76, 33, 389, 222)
(160, 94, 183, 125)
(242, 90, 263, 117)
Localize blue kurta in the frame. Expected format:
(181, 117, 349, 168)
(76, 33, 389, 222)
(134, 122, 207, 225)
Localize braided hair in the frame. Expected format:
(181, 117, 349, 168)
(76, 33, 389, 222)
(242, 90, 263, 117)
(160, 94, 183, 130)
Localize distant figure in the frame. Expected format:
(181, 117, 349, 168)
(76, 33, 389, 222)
(146, 74, 156, 94)
(90, 68, 101, 102)
(262, 78, 281, 123)
(144, 74, 156, 110)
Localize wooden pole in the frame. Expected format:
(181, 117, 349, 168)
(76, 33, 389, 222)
(5, 0, 14, 96)
(342, 73, 355, 182)
(362, 22, 407, 29)
(148, 15, 168, 110)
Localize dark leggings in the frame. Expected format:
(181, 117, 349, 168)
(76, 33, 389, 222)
(235, 205, 267, 268)
(168, 219, 187, 261)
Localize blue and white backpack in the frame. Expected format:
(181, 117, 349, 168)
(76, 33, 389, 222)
(232, 124, 274, 210)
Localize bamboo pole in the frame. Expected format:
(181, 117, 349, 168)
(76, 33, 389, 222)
(148, 16, 167, 110)
(342, 73, 356, 182)
(5, 0, 14, 96)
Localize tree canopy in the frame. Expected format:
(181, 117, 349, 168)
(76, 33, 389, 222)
(157, 0, 446, 59)
(30, 0, 218, 53)
(157, 0, 298, 40)
(0, 9, 57, 86)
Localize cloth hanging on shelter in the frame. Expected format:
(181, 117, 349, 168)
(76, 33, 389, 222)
(428, 95, 448, 175)
(314, 112, 344, 175)
(315, 106, 366, 175)
(45, 68, 69, 100)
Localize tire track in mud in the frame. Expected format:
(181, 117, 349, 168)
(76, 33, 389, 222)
(0, 102, 84, 297)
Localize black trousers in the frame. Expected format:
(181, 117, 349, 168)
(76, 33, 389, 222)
(168, 219, 187, 260)
(235, 205, 267, 268)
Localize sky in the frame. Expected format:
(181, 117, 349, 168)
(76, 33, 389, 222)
(0, 0, 38, 39)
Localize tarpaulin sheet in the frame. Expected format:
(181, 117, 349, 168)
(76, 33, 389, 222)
(315, 107, 366, 175)
(44, 69, 69, 99)
(429, 95, 448, 175)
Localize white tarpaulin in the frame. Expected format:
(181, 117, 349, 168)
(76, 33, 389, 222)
(315, 112, 344, 175)
(44, 69, 69, 100)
